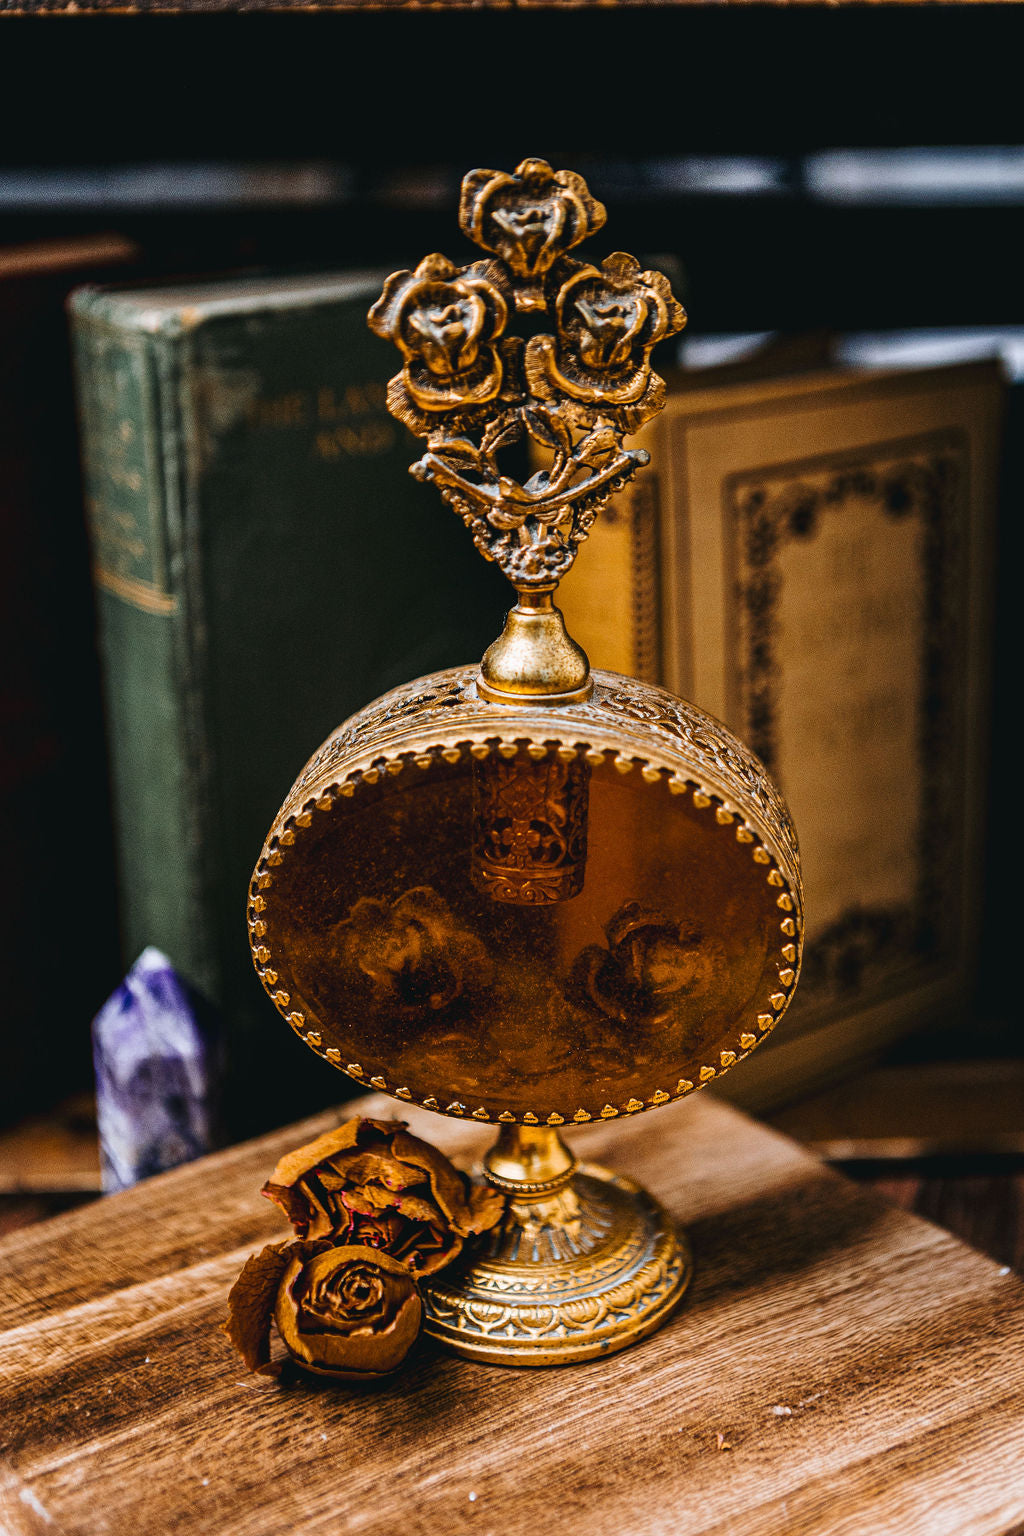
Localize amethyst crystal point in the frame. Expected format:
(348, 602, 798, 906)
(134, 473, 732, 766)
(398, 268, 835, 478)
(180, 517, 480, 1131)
(92, 947, 221, 1193)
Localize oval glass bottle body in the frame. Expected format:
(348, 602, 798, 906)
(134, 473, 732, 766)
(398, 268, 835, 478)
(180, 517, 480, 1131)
(250, 666, 803, 1128)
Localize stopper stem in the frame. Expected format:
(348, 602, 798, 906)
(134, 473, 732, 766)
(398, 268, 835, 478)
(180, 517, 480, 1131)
(478, 590, 592, 705)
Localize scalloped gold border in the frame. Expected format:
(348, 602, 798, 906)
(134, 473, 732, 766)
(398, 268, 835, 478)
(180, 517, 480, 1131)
(249, 735, 803, 1125)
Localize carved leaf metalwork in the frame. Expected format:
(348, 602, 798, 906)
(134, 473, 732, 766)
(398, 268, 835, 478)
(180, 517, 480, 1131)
(369, 159, 686, 590)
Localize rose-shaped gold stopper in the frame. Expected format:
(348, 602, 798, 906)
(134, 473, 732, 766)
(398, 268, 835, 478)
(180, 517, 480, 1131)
(368, 158, 686, 705)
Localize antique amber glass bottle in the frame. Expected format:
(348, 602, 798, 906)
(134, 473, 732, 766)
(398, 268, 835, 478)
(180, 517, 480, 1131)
(250, 160, 803, 1365)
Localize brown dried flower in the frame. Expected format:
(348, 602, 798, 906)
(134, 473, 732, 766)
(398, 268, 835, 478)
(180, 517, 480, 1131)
(225, 1118, 504, 1381)
(224, 1240, 422, 1381)
(275, 1244, 423, 1380)
(262, 1116, 504, 1277)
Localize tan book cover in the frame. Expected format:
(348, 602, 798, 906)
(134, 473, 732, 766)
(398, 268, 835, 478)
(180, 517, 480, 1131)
(559, 362, 1002, 1108)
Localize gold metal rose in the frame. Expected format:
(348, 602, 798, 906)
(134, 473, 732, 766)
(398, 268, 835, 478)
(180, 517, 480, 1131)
(224, 1118, 505, 1381)
(368, 253, 510, 430)
(368, 159, 685, 593)
(459, 157, 606, 312)
(525, 253, 686, 430)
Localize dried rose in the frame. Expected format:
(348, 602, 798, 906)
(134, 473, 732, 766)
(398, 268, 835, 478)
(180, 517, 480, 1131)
(275, 1244, 422, 1380)
(223, 1241, 294, 1375)
(262, 1117, 504, 1276)
(223, 1240, 422, 1381)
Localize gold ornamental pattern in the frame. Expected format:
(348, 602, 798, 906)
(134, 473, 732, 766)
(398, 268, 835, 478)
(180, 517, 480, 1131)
(421, 1168, 692, 1364)
(367, 159, 686, 590)
(470, 752, 590, 906)
(286, 667, 799, 883)
(248, 672, 803, 1128)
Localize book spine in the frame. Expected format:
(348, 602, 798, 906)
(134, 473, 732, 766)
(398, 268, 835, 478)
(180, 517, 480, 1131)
(628, 468, 664, 685)
(72, 302, 214, 995)
(556, 418, 663, 683)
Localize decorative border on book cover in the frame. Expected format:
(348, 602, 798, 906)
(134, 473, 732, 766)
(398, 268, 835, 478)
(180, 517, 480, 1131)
(724, 428, 968, 1022)
(586, 472, 663, 682)
(627, 472, 662, 683)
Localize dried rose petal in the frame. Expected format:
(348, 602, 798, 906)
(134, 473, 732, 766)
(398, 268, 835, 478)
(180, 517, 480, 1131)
(223, 1242, 293, 1375)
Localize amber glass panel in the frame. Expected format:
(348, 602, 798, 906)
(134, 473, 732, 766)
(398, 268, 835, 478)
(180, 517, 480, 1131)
(267, 751, 785, 1121)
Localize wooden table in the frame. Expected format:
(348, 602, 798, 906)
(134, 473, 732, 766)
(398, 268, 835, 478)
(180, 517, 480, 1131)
(2, 1092, 1024, 1536)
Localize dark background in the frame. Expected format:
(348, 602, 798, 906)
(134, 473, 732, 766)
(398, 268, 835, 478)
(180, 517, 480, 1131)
(0, 7, 1022, 338)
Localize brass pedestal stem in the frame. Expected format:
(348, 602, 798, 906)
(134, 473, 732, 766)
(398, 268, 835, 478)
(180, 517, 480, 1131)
(421, 1125, 693, 1367)
(483, 1123, 579, 1193)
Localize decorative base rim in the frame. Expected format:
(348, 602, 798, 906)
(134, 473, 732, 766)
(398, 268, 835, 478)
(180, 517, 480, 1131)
(421, 1164, 692, 1367)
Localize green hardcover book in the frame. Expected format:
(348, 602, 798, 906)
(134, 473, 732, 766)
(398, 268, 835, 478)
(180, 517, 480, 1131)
(71, 271, 507, 1135)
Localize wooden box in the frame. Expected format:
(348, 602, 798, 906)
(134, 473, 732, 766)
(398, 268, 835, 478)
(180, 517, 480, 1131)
(2, 1093, 1024, 1535)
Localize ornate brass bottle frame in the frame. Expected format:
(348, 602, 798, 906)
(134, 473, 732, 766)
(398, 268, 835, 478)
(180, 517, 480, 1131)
(367, 157, 686, 705)
(251, 160, 803, 1366)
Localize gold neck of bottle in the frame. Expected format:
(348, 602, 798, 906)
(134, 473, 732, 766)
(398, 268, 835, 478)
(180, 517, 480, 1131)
(478, 587, 593, 706)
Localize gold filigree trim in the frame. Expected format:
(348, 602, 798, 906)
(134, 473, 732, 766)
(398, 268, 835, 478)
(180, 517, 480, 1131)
(287, 667, 799, 864)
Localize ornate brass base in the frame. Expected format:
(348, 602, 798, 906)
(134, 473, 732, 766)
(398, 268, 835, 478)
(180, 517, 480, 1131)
(421, 1128, 692, 1366)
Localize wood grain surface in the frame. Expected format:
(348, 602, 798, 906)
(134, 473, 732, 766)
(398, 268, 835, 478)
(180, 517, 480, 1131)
(2, 1092, 1024, 1536)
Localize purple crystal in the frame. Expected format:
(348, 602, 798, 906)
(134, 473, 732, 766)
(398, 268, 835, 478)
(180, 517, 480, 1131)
(92, 947, 221, 1193)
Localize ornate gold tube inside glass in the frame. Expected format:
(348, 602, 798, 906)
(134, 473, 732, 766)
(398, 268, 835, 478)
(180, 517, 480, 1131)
(249, 159, 803, 1366)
